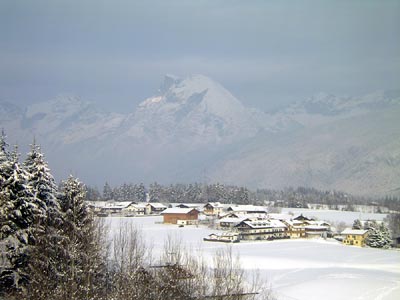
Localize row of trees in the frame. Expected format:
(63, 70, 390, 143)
(0, 132, 274, 299)
(90, 182, 400, 212)
(86, 182, 252, 205)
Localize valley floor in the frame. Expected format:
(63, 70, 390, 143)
(107, 215, 400, 300)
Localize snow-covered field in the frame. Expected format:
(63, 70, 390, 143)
(106, 216, 400, 300)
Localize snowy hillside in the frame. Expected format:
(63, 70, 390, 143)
(0, 76, 399, 196)
(275, 89, 400, 128)
(211, 106, 400, 196)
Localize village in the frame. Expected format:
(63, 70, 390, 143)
(86, 200, 389, 248)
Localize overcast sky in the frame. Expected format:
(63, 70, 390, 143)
(1, 0, 399, 112)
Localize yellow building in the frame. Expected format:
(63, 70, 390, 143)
(341, 229, 369, 247)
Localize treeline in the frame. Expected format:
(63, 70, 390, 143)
(86, 182, 251, 204)
(0, 132, 274, 300)
(88, 182, 400, 211)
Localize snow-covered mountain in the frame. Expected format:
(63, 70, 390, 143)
(0, 76, 399, 196)
(22, 95, 124, 145)
(119, 74, 269, 146)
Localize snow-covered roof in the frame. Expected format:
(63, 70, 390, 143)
(238, 219, 287, 229)
(161, 207, 198, 214)
(304, 225, 329, 230)
(130, 203, 147, 209)
(208, 232, 238, 238)
(148, 202, 167, 208)
(217, 216, 248, 224)
(227, 205, 268, 213)
(204, 201, 223, 208)
(306, 220, 331, 226)
(86, 201, 134, 209)
(174, 203, 203, 208)
(341, 229, 369, 235)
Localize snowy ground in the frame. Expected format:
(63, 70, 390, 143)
(106, 216, 400, 300)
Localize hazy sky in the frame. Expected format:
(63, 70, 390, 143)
(1, 0, 399, 112)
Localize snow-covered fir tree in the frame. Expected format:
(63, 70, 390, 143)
(149, 182, 162, 202)
(103, 182, 113, 200)
(135, 183, 146, 202)
(0, 145, 37, 293)
(378, 222, 392, 247)
(0, 130, 12, 190)
(58, 175, 107, 299)
(23, 142, 67, 299)
(24, 141, 62, 226)
(365, 221, 392, 248)
(352, 219, 362, 230)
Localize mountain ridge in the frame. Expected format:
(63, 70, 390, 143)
(0, 75, 399, 197)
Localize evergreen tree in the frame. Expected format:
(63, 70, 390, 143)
(0, 130, 12, 190)
(0, 146, 36, 293)
(23, 142, 66, 299)
(378, 222, 392, 248)
(103, 182, 113, 200)
(85, 185, 101, 201)
(149, 182, 162, 202)
(58, 175, 107, 299)
(24, 142, 62, 226)
(135, 183, 146, 202)
(386, 213, 400, 239)
(365, 222, 392, 248)
(352, 219, 362, 230)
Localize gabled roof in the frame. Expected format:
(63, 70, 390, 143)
(294, 214, 312, 221)
(130, 203, 147, 209)
(176, 203, 202, 209)
(148, 202, 167, 209)
(86, 201, 134, 209)
(236, 219, 287, 229)
(217, 216, 248, 224)
(227, 205, 268, 213)
(161, 207, 198, 214)
(208, 232, 238, 238)
(204, 202, 223, 208)
(341, 229, 369, 235)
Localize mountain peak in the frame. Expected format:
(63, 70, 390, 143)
(159, 74, 182, 94)
(130, 74, 265, 145)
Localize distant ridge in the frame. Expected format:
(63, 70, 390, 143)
(0, 75, 399, 197)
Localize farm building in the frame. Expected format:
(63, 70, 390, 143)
(161, 207, 199, 225)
